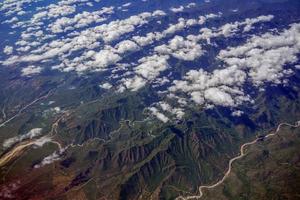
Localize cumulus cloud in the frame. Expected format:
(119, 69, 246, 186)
(34, 144, 67, 168)
(159, 102, 185, 119)
(93, 49, 121, 69)
(168, 22, 300, 111)
(219, 23, 300, 85)
(149, 107, 169, 123)
(3, 128, 43, 149)
(1, 0, 298, 123)
(34, 151, 61, 168)
(135, 54, 169, 80)
(191, 91, 205, 105)
(155, 35, 204, 61)
(132, 14, 220, 47)
(170, 2, 196, 13)
(231, 110, 244, 117)
(33, 136, 53, 147)
(99, 82, 113, 90)
(168, 65, 250, 108)
(3, 9, 166, 74)
(147, 101, 185, 122)
(21, 65, 42, 76)
(121, 76, 147, 91)
(115, 40, 140, 54)
(3, 46, 13, 55)
(204, 87, 235, 106)
(218, 15, 274, 37)
(183, 15, 274, 44)
(170, 6, 184, 13)
(49, 6, 114, 33)
(119, 54, 170, 91)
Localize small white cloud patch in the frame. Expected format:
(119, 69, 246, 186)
(21, 65, 42, 76)
(3, 128, 43, 149)
(3, 46, 13, 55)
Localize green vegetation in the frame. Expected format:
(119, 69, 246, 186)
(202, 126, 300, 200)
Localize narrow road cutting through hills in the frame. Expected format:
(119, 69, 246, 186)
(0, 90, 53, 128)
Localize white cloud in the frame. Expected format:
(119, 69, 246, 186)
(3, 10, 165, 74)
(3, 128, 43, 149)
(99, 82, 113, 90)
(149, 107, 169, 123)
(219, 23, 300, 85)
(168, 65, 250, 108)
(191, 91, 205, 105)
(21, 65, 42, 76)
(170, 6, 184, 13)
(34, 143, 67, 168)
(0, 0, 298, 122)
(218, 15, 274, 37)
(93, 49, 121, 69)
(3, 46, 13, 55)
(155, 35, 204, 61)
(49, 7, 114, 33)
(231, 110, 244, 117)
(46, 4, 76, 18)
(135, 54, 169, 80)
(115, 40, 139, 54)
(33, 136, 53, 147)
(167, 22, 300, 111)
(34, 151, 61, 168)
(204, 87, 235, 106)
(122, 76, 147, 91)
(159, 102, 185, 119)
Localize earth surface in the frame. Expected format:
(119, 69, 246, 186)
(0, 0, 300, 199)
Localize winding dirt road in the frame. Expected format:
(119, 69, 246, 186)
(176, 121, 300, 200)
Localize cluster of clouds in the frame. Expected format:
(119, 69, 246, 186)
(154, 23, 300, 122)
(34, 4, 76, 20)
(1, 0, 115, 60)
(2, 2, 222, 83)
(3, 9, 166, 74)
(132, 13, 221, 47)
(170, 2, 196, 13)
(114, 14, 273, 93)
(126, 16, 299, 122)
(219, 15, 274, 37)
(1, 0, 300, 123)
(49, 6, 114, 33)
(169, 65, 250, 107)
(0, 0, 42, 17)
(218, 23, 300, 85)
(2, 128, 43, 149)
(119, 54, 170, 91)
(1, 0, 94, 26)
(155, 35, 203, 61)
(113, 14, 222, 92)
(182, 15, 274, 45)
(2, 0, 221, 79)
(148, 101, 185, 123)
